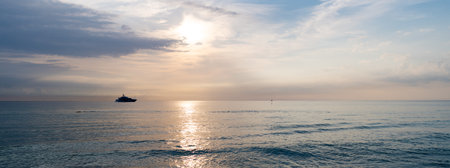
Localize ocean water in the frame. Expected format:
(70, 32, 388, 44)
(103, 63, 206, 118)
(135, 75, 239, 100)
(1, 101, 450, 167)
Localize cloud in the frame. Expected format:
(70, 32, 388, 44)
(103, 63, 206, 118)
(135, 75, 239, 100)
(0, 60, 67, 95)
(0, 59, 122, 96)
(0, 0, 178, 57)
(382, 60, 450, 85)
(1, 0, 448, 100)
(183, 1, 238, 16)
(418, 28, 435, 33)
(294, 0, 400, 40)
(396, 30, 412, 36)
(384, 74, 450, 85)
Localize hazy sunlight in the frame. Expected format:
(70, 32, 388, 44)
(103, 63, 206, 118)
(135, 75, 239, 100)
(176, 15, 210, 45)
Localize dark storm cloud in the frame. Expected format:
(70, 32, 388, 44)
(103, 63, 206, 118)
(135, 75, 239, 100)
(0, 0, 178, 57)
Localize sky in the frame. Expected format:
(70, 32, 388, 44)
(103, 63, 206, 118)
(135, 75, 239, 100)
(0, 0, 449, 101)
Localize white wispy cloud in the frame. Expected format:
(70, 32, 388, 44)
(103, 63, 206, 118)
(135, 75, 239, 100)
(294, 0, 398, 39)
(419, 28, 435, 32)
(183, 1, 238, 16)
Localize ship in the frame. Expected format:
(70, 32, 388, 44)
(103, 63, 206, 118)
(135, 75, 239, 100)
(115, 94, 137, 102)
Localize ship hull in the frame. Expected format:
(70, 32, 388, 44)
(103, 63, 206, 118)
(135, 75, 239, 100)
(115, 99, 136, 102)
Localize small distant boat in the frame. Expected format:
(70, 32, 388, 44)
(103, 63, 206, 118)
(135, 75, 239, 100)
(115, 94, 137, 102)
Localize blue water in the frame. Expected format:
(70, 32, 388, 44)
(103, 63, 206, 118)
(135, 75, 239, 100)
(1, 101, 450, 167)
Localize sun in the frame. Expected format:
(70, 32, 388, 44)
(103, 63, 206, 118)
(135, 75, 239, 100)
(176, 16, 210, 45)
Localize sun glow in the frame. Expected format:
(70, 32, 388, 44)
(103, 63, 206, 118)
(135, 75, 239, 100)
(176, 16, 210, 45)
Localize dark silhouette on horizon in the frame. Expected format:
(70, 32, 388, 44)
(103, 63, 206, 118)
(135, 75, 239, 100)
(115, 94, 137, 102)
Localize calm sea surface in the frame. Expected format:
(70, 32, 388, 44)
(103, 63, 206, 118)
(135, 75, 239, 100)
(1, 101, 450, 167)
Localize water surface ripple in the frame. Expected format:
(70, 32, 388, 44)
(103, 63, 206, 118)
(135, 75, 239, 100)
(1, 101, 449, 167)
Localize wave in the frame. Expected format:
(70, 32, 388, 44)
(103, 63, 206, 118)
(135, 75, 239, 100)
(75, 110, 102, 113)
(127, 146, 314, 159)
(113, 139, 174, 144)
(75, 110, 177, 113)
(248, 147, 314, 157)
(209, 110, 290, 113)
(4, 138, 449, 167)
(270, 123, 333, 130)
(209, 110, 331, 114)
(266, 122, 419, 136)
(424, 132, 450, 141)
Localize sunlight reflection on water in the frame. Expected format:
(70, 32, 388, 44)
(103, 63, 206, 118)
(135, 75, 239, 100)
(177, 101, 207, 167)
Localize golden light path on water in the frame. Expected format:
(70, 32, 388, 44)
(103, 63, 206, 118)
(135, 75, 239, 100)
(176, 101, 208, 168)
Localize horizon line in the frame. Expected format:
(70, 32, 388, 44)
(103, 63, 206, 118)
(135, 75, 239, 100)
(0, 95, 448, 102)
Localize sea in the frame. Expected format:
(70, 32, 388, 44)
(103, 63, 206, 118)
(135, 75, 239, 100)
(1, 100, 450, 167)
